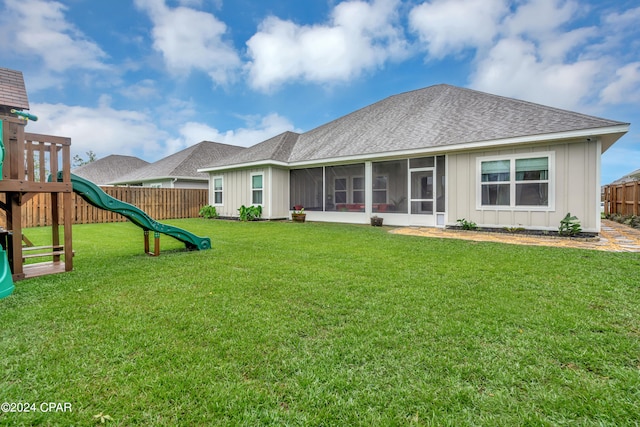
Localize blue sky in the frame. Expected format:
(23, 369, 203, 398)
(0, 0, 638, 184)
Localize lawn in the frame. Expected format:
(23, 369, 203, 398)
(1, 219, 639, 426)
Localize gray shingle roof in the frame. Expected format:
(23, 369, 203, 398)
(204, 131, 299, 169)
(201, 84, 628, 170)
(112, 141, 245, 184)
(289, 84, 627, 162)
(0, 67, 29, 110)
(72, 155, 150, 185)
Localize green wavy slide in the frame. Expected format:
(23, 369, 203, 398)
(57, 172, 211, 251)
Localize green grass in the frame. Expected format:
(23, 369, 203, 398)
(1, 219, 639, 426)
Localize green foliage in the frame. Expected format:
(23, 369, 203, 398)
(198, 205, 218, 219)
(72, 150, 97, 167)
(238, 204, 262, 221)
(456, 218, 478, 230)
(558, 213, 582, 236)
(503, 226, 525, 233)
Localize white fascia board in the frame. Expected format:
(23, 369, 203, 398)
(198, 160, 289, 173)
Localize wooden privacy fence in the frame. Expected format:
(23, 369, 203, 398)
(603, 181, 640, 216)
(0, 187, 208, 228)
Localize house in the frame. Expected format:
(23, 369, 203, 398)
(198, 84, 629, 232)
(111, 141, 245, 189)
(72, 154, 150, 185)
(608, 168, 640, 185)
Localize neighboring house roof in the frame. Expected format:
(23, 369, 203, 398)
(0, 67, 29, 110)
(72, 155, 150, 185)
(111, 141, 245, 185)
(200, 84, 629, 172)
(609, 168, 640, 185)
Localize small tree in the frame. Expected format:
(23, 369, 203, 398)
(73, 150, 97, 167)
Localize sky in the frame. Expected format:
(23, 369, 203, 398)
(0, 0, 638, 184)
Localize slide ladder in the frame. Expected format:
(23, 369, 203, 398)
(59, 172, 211, 253)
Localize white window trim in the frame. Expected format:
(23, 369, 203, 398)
(476, 152, 555, 211)
(212, 176, 223, 206)
(352, 175, 365, 204)
(334, 176, 347, 205)
(250, 172, 264, 206)
(372, 174, 389, 204)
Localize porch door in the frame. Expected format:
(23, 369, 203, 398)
(409, 169, 435, 226)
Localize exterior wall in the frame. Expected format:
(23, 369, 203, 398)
(210, 167, 288, 219)
(447, 139, 600, 232)
(269, 167, 290, 219)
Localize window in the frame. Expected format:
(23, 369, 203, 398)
(352, 176, 364, 204)
(251, 173, 263, 205)
(212, 177, 223, 205)
(334, 178, 347, 204)
(478, 154, 552, 209)
(372, 175, 388, 204)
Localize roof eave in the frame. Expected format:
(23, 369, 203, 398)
(198, 160, 290, 173)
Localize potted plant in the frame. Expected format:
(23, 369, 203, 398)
(370, 215, 383, 226)
(291, 206, 306, 223)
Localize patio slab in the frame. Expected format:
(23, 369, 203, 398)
(390, 220, 640, 252)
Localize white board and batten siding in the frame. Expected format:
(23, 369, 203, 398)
(447, 139, 600, 232)
(210, 167, 290, 219)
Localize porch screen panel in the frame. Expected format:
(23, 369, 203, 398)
(290, 168, 323, 211)
(372, 160, 407, 213)
(325, 164, 365, 212)
(436, 155, 445, 213)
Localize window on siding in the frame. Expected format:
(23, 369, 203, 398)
(334, 178, 347, 204)
(372, 175, 388, 204)
(213, 177, 223, 205)
(252, 174, 263, 205)
(479, 154, 551, 208)
(352, 176, 364, 204)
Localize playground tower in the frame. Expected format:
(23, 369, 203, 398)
(0, 67, 73, 280)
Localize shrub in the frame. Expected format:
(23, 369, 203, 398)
(198, 205, 218, 219)
(456, 218, 477, 230)
(238, 205, 262, 221)
(558, 213, 582, 236)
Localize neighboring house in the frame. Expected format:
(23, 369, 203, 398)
(72, 155, 150, 185)
(199, 84, 629, 232)
(111, 141, 245, 189)
(608, 168, 640, 185)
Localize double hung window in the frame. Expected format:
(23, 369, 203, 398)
(212, 177, 223, 205)
(252, 174, 263, 205)
(479, 154, 552, 209)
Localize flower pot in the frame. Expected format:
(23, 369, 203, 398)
(370, 217, 383, 226)
(291, 213, 306, 223)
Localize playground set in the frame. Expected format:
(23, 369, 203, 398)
(0, 67, 210, 299)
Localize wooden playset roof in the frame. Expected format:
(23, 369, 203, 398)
(0, 67, 29, 110)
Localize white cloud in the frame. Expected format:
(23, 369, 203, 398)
(165, 113, 298, 156)
(246, 0, 408, 91)
(409, 0, 507, 58)
(134, 0, 241, 85)
(0, 0, 107, 72)
(601, 62, 640, 105)
(27, 101, 167, 161)
(502, 0, 579, 37)
(471, 37, 602, 110)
